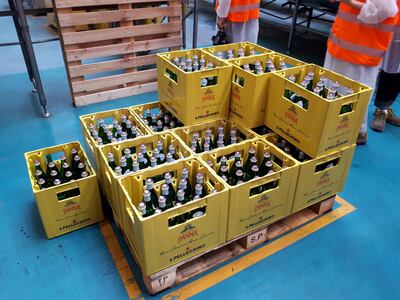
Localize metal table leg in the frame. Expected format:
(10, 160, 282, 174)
(192, 0, 199, 49)
(287, 0, 301, 54)
(11, 0, 50, 117)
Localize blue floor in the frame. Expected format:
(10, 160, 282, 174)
(1, 2, 400, 299)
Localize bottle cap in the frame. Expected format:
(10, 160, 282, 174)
(65, 171, 73, 178)
(196, 173, 204, 183)
(168, 144, 175, 152)
(249, 147, 255, 154)
(48, 161, 55, 168)
(111, 138, 118, 143)
(192, 211, 204, 218)
(182, 168, 189, 178)
(250, 157, 257, 163)
(221, 175, 228, 182)
(146, 178, 154, 187)
(138, 202, 146, 213)
(235, 161, 243, 168)
(266, 161, 273, 167)
(121, 132, 127, 140)
(38, 178, 46, 185)
(78, 162, 85, 169)
(96, 137, 103, 145)
(50, 170, 57, 177)
(81, 171, 89, 178)
(150, 157, 157, 167)
(140, 144, 147, 153)
(195, 184, 202, 195)
(236, 170, 244, 177)
(34, 160, 41, 167)
(158, 196, 166, 207)
(179, 179, 187, 189)
(35, 169, 43, 176)
(251, 165, 259, 172)
(220, 165, 228, 172)
(154, 208, 162, 215)
(54, 179, 62, 185)
(74, 155, 81, 162)
(143, 189, 151, 199)
(166, 153, 173, 162)
(107, 152, 114, 162)
(177, 189, 185, 200)
(161, 184, 169, 194)
(164, 172, 172, 181)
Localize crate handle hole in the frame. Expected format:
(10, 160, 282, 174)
(200, 75, 218, 87)
(249, 179, 279, 197)
(168, 205, 206, 227)
(165, 68, 177, 83)
(57, 187, 80, 201)
(315, 157, 340, 173)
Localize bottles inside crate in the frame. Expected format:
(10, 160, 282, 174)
(188, 126, 241, 154)
(33, 148, 89, 191)
(137, 170, 212, 223)
(168, 54, 219, 87)
(89, 114, 143, 145)
(284, 71, 355, 113)
(213, 148, 279, 194)
(214, 47, 258, 60)
(107, 141, 181, 176)
(138, 107, 183, 132)
(272, 136, 310, 163)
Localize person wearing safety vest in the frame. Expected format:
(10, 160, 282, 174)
(216, 0, 260, 43)
(370, 16, 400, 132)
(324, 0, 399, 145)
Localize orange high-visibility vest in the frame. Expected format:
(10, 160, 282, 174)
(327, 1, 398, 67)
(216, 0, 260, 23)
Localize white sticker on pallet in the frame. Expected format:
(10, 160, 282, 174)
(246, 228, 268, 249)
(151, 270, 176, 293)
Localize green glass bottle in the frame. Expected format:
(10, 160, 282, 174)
(138, 202, 148, 218)
(64, 170, 74, 183)
(229, 160, 243, 180)
(139, 144, 150, 162)
(34, 160, 45, 175)
(37, 178, 48, 190)
(244, 147, 256, 173)
(181, 168, 192, 192)
(60, 162, 71, 181)
(164, 172, 176, 200)
(158, 195, 169, 212)
(260, 160, 273, 177)
(244, 165, 259, 182)
(120, 114, 127, 132)
(194, 173, 206, 197)
(120, 156, 130, 175)
(143, 190, 155, 217)
(107, 152, 117, 171)
(35, 169, 45, 182)
(193, 184, 204, 199)
(124, 148, 133, 170)
(77, 163, 87, 179)
(217, 165, 229, 178)
(126, 120, 133, 139)
(176, 189, 187, 205)
(71, 155, 81, 174)
(46, 161, 58, 179)
(168, 144, 179, 160)
(112, 119, 118, 137)
(137, 152, 149, 170)
(114, 166, 122, 176)
(146, 178, 159, 208)
(178, 178, 190, 201)
(173, 202, 186, 225)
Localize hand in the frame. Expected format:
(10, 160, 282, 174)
(217, 16, 226, 29)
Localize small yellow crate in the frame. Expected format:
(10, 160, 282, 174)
(157, 49, 232, 125)
(98, 132, 192, 225)
(265, 134, 356, 213)
(129, 101, 185, 134)
(173, 119, 256, 155)
(200, 139, 299, 241)
(118, 158, 229, 275)
(202, 42, 273, 61)
(24, 141, 103, 239)
(229, 53, 306, 128)
(79, 107, 150, 192)
(265, 64, 372, 158)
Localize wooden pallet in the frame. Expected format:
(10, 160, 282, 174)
(120, 195, 336, 295)
(53, 0, 183, 106)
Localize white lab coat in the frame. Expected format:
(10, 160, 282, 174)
(216, 0, 259, 43)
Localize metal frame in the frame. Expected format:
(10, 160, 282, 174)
(0, 0, 55, 117)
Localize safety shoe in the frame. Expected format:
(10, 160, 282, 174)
(356, 132, 367, 145)
(370, 109, 388, 132)
(387, 108, 400, 126)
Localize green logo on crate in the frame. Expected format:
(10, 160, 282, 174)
(178, 224, 198, 244)
(63, 200, 81, 215)
(317, 171, 330, 187)
(284, 105, 298, 125)
(336, 116, 350, 132)
(254, 195, 271, 212)
(201, 89, 216, 103)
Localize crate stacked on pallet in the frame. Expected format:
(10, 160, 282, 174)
(202, 42, 273, 61)
(98, 132, 192, 226)
(156, 49, 233, 125)
(53, 0, 183, 106)
(24, 141, 103, 238)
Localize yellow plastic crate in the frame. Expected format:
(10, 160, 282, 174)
(265, 64, 372, 158)
(173, 119, 256, 155)
(200, 139, 299, 241)
(157, 49, 232, 125)
(79, 107, 150, 192)
(265, 134, 356, 213)
(98, 132, 192, 225)
(24, 141, 103, 239)
(129, 101, 185, 134)
(229, 53, 306, 128)
(202, 42, 273, 61)
(118, 158, 229, 275)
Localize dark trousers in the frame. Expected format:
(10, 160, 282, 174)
(374, 70, 400, 110)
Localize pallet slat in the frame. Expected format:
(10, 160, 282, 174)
(72, 69, 157, 93)
(66, 36, 181, 62)
(75, 81, 158, 106)
(58, 6, 181, 26)
(69, 54, 157, 77)
(62, 21, 181, 45)
(55, 0, 178, 8)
